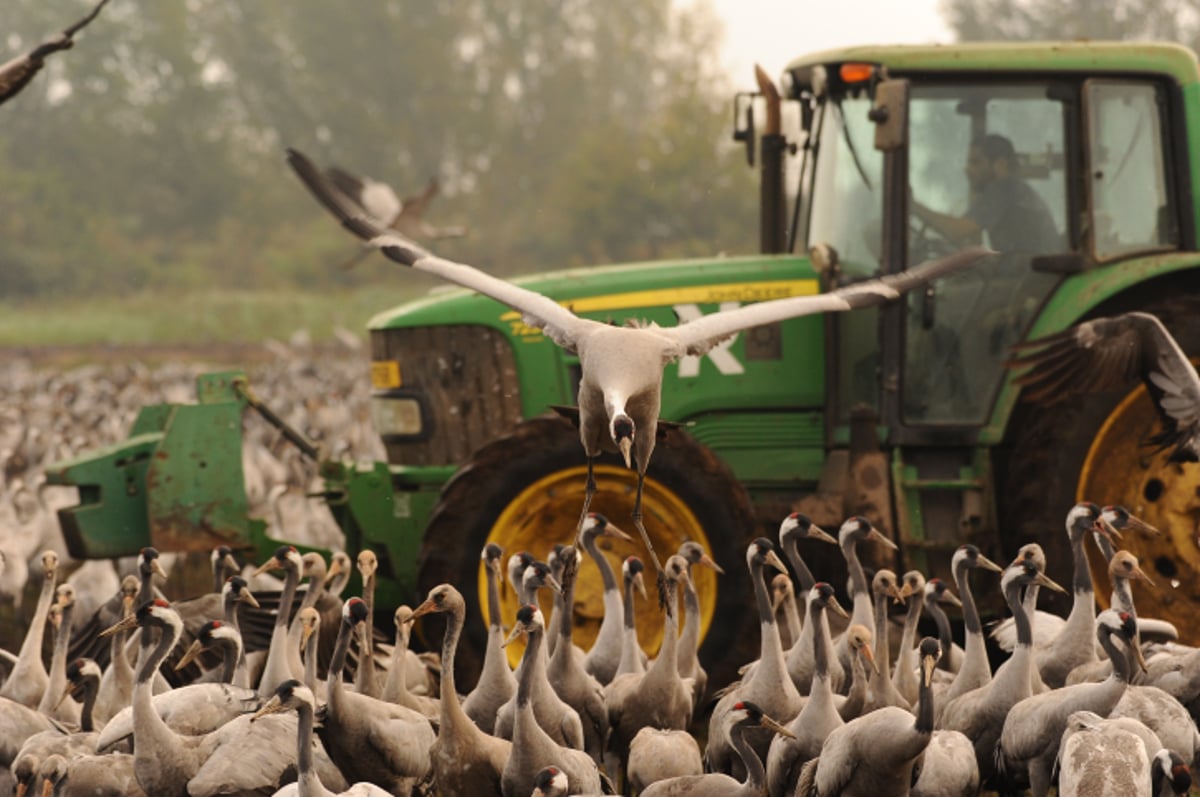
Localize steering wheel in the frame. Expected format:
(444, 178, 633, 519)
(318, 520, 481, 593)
(907, 214, 959, 263)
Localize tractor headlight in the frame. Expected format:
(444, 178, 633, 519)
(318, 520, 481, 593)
(371, 390, 431, 441)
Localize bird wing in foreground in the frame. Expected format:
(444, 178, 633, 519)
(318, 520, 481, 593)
(662, 246, 993, 356)
(326, 166, 403, 226)
(290, 147, 990, 358)
(288, 148, 596, 352)
(1008, 312, 1200, 461)
(0, 0, 110, 105)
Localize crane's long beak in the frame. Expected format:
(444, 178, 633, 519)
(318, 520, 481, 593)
(764, 550, 788, 574)
(828, 596, 850, 620)
(301, 622, 317, 647)
(239, 586, 260, 608)
(869, 528, 899, 551)
(99, 614, 138, 639)
(809, 526, 839, 545)
(1130, 562, 1157, 588)
(250, 695, 286, 722)
(698, 553, 725, 574)
(1034, 571, 1067, 594)
(175, 639, 205, 671)
(601, 522, 633, 543)
(618, 437, 633, 469)
(54, 683, 78, 711)
(759, 712, 795, 739)
(976, 554, 1004, 574)
(1133, 640, 1148, 672)
(897, 582, 914, 601)
(409, 598, 437, 622)
(633, 572, 647, 601)
(939, 590, 963, 609)
(860, 641, 880, 675)
(323, 557, 345, 585)
(252, 559, 281, 578)
(922, 652, 939, 687)
(887, 584, 907, 605)
(221, 552, 240, 574)
(502, 624, 527, 648)
(151, 559, 169, 581)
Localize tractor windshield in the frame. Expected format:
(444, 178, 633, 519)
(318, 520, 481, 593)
(902, 82, 1068, 424)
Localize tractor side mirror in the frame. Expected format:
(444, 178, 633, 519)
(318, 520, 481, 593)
(869, 78, 909, 152)
(732, 91, 757, 167)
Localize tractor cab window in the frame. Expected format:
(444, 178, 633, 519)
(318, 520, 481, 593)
(807, 93, 885, 420)
(903, 83, 1069, 424)
(1085, 80, 1177, 260)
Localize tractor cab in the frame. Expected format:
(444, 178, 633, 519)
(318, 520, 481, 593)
(739, 43, 1189, 578)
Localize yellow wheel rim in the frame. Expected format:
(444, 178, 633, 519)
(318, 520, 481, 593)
(1077, 384, 1200, 640)
(477, 464, 718, 667)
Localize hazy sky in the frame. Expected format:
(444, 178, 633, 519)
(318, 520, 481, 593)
(701, 0, 954, 82)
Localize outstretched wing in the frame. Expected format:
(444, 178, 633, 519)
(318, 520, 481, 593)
(1009, 311, 1200, 461)
(326, 166, 403, 226)
(0, 0, 111, 105)
(288, 148, 593, 351)
(663, 247, 993, 356)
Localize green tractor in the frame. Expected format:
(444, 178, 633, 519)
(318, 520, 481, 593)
(52, 41, 1200, 689)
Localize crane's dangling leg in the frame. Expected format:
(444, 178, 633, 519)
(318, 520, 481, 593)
(630, 471, 668, 607)
(575, 456, 599, 549)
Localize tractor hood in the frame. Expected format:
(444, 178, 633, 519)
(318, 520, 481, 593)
(368, 252, 818, 331)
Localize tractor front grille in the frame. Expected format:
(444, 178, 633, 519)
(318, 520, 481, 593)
(370, 325, 523, 466)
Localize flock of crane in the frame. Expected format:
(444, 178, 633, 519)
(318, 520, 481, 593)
(1, 491, 1199, 796)
(8, 3, 1200, 795)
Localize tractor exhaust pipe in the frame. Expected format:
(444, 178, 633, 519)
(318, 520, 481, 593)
(755, 65, 787, 255)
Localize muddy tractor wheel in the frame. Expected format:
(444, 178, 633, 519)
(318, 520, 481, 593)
(415, 414, 757, 692)
(1002, 294, 1200, 630)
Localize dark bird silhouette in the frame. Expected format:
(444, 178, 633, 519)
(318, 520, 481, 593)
(287, 146, 991, 572)
(321, 163, 467, 269)
(0, 0, 110, 106)
(1009, 312, 1200, 462)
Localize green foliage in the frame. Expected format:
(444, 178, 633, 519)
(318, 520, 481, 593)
(941, 0, 1200, 49)
(0, 0, 759, 323)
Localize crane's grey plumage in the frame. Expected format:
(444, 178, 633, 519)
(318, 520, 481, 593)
(643, 701, 794, 797)
(578, 513, 633, 685)
(997, 610, 1145, 797)
(833, 517, 898, 682)
(0, 551, 58, 709)
(615, 555, 648, 678)
(627, 727, 704, 794)
(408, 583, 513, 796)
(862, 569, 910, 714)
(777, 514, 842, 694)
(501, 604, 604, 797)
(495, 562, 583, 749)
(1009, 311, 1200, 462)
(605, 554, 695, 776)
(288, 145, 989, 570)
(705, 539, 801, 778)
(252, 679, 391, 796)
(835, 624, 876, 722)
(940, 544, 1002, 708)
(798, 637, 942, 797)
(910, 728, 979, 797)
(772, 573, 802, 650)
(255, 545, 306, 697)
(381, 605, 439, 719)
(112, 599, 349, 796)
(1054, 710, 1153, 797)
(545, 546, 608, 764)
(461, 543, 517, 733)
(319, 597, 434, 794)
(676, 540, 723, 705)
(36, 750, 146, 797)
(766, 583, 848, 797)
(891, 571, 927, 705)
(38, 585, 80, 725)
(0, 0, 110, 106)
(937, 551, 1066, 784)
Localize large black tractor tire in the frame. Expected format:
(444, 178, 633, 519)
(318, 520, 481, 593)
(414, 414, 759, 695)
(999, 292, 1200, 630)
